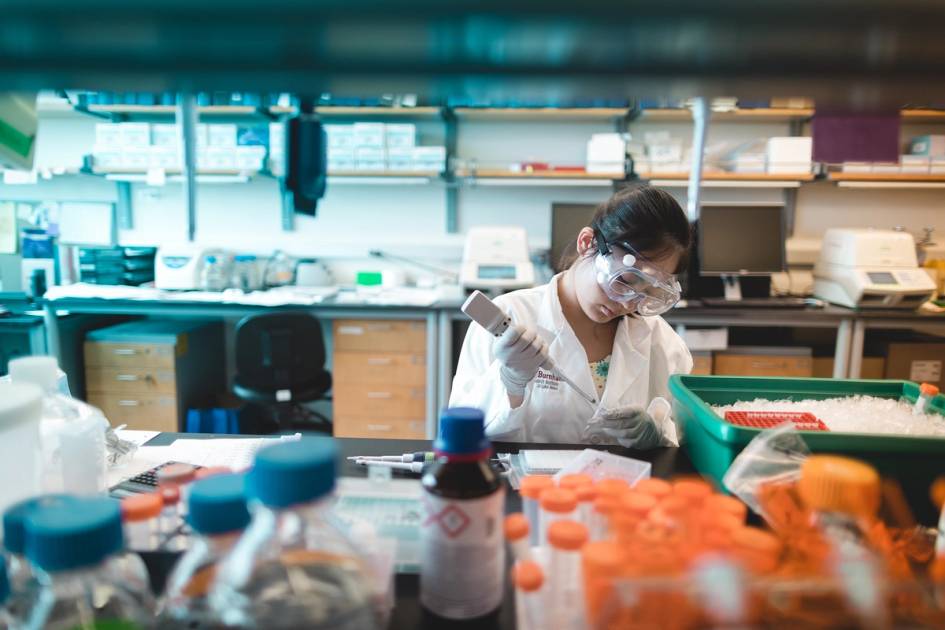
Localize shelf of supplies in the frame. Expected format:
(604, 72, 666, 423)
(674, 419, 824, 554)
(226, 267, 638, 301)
(900, 109, 945, 123)
(637, 108, 815, 123)
(452, 107, 629, 121)
(328, 170, 441, 178)
(327, 170, 441, 184)
(314, 106, 442, 119)
(827, 172, 945, 188)
(69, 104, 294, 119)
(455, 168, 622, 186)
(645, 172, 815, 188)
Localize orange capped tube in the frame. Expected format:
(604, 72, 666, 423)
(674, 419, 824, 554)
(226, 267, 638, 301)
(512, 560, 545, 630)
(548, 520, 589, 629)
(539, 488, 577, 547)
(582, 542, 625, 627)
(121, 492, 163, 550)
(634, 477, 673, 500)
(673, 477, 713, 506)
(520, 475, 554, 545)
(504, 513, 532, 563)
(575, 484, 598, 530)
(558, 473, 593, 491)
(731, 526, 782, 575)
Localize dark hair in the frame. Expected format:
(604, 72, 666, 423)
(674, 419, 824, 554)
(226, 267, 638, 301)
(559, 186, 692, 273)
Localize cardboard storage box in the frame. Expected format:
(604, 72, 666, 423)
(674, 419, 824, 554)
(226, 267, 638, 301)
(713, 346, 812, 377)
(812, 357, 885, 379)
(884, 343, 945, 386)
(691, 351, 712, 376)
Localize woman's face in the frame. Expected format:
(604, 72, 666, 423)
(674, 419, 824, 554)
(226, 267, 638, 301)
(571, 227, 681, 324)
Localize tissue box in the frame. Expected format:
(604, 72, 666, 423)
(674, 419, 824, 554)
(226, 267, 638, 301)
(385, 124, 416, 149)
(355, 146, 387, 171)
(900, 155, 930, 174)
(353, 123, 386, 148)
(411, 146, 446, 171)
(148, 146, 180, 170)
(151, 124, 179, 149)
(909, 135, 945, 158)
(91, 146, 123, 170)
(208, 124, 238, 148)
(872, 162, 901, 174)
(95, 124, 122, 148)
(766, 137, 812, 174)
(120, 148, 150, 170)
(586, 133, 626, 164)
(203, 147, 237, 169)
(386, 147, 414, 171)
(118, 123, 151, 147)
(842, 162, 873, 173)
(235, 146, 266, 171)
(325, 124, 355, 150)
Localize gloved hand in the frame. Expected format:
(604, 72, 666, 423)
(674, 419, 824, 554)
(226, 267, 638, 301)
(493, 324, 549, 397)
(584, 405, 662, 449)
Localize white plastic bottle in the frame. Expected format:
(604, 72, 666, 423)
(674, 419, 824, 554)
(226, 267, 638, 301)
(420, 407, 506, 622)
(0, 382, 43, 516)
(23, 496, 154, 629)
(210, 439, 379, 629)
(9, 356, 108, 494)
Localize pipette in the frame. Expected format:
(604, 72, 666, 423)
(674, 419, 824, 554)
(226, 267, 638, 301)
(347, 451, 435, 464)
(352, 459, 426, 473)
(461, 291, 598, 406)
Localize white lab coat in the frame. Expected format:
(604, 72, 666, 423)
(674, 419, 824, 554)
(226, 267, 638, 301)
(449, 274, 693, 445)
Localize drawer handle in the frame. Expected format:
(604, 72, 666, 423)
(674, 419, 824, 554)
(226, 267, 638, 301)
(367, 424, 392, 431)
(116, 374, 140, 382)
(118, 400, 140, 407)
(113, 348, 138, 356)
(366, 357, 393, 366)
(367, 392, 393, 399)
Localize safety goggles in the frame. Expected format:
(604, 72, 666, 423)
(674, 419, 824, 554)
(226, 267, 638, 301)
(593, 228, 682, 317)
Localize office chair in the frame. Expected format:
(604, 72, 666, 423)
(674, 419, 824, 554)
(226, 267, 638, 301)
(232, 312, 332, 433)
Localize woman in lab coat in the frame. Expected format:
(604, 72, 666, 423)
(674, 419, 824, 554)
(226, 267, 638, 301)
(449, 186, 693, 447)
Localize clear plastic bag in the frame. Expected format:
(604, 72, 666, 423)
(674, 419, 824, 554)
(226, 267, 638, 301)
(722, 423, 810, 522)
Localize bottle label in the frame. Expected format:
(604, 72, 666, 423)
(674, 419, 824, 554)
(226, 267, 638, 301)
(420, 489, 506, 619)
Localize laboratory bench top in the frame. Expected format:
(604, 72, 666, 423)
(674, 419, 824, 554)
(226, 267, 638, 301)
(144, 433, 695, 630)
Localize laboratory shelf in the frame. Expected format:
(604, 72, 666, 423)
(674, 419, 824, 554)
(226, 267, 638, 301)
(314, 106, 442, 119)
(900, 109, 945, 123)
(452, 107, 629, 121)
(645, 172, 815, 188)
(827, 172, 945, 189)
(455, 168, 623, 186)
(636, 108, 814, 123)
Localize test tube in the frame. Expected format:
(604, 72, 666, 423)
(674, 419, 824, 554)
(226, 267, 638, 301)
(595, 478, 631, 500)
(158, 463, 197, 514)
(520, 476, 555, 546)
(504, 513, 532, 563)
(512, 560, 546, 630)
(539, 488, 577, 547)
(591, 495, 620, 541)
(730, 526, 783, 575)
(582, 541, 625, 628)
(558, 473, 593, 491)
(120, 492, 163, 550)
(634, 477, 673, 500)
(548, 520, 589, 629)
(160, 484, 183, 550)
(914, 383, 939, 415)
(575, 484, 598, 530)
(613, 492, 657, 547)
(672, 477, 713, 507)
(703, 494, 748, 524)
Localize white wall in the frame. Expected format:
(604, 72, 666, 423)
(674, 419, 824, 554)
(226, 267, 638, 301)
(3, 109, 945, 275)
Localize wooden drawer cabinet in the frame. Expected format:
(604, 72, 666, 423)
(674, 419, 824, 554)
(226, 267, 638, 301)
(333, 320, 426, 353)
(84, 321, 223, 432)
(333, 351, 425, 386)
(332, 319, 428, 439)
(87, 393, 177, 433)
(333, 417, 426, 439)
(84, 342, 176, 370)
(85, 366, 176, 395)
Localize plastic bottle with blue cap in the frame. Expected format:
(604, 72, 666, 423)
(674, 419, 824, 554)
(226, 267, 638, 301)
(420, 407, 505, 622)
(159, 472, 251, 626)
(22, 495, 154, 629)
(210, 438, 380, 629)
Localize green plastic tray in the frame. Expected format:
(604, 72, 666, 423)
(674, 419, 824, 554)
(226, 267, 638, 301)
(668, 375, 945, 521)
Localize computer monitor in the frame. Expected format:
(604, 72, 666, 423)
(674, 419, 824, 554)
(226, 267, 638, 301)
(550, 203, 598, 272)
(698, 204, 785, 276)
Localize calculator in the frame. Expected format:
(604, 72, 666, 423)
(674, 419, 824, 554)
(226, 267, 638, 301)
(109, 461, 205, 498)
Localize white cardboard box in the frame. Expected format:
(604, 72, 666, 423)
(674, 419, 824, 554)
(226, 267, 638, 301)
(95, 124, 122, 148)
(766, 137, 812, 174)
(208, 124, 238, 148)
(353, 123, 386, 148)
(900, 155, 931, 173)
(118, 123, 151, 147)
(151, 124, 179, 149)
(385, 124, 416, 149)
